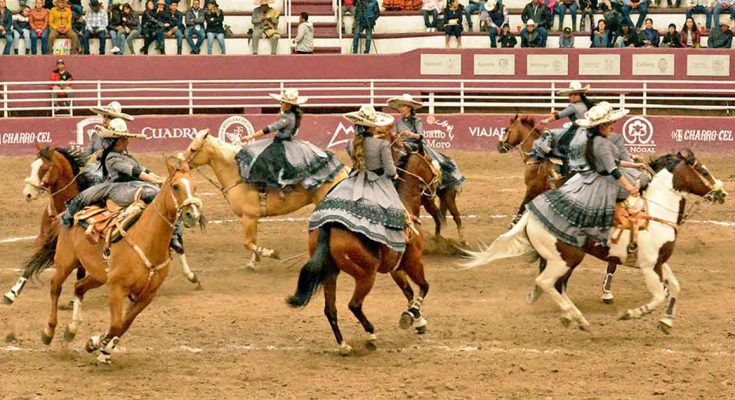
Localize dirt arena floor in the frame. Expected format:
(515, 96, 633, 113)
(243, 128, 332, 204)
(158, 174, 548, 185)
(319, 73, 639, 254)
(1, 149, 734, 399)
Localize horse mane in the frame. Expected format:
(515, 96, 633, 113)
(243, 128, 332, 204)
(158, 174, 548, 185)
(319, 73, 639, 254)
(648, 149, 693, 173)
(208, 136, 239, 159)
(518, 115, 536, 127)
(38, 146, 91, 190)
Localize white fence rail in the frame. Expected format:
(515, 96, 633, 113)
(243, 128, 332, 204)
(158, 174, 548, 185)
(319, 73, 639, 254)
(2, 79, 734, 118)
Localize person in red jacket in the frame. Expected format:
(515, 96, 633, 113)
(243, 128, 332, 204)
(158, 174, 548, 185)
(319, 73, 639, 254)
(50, 58, 73, 110)
(679, 16, 701, 47)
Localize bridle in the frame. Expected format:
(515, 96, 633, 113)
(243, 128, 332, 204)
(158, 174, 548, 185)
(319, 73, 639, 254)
(499, 119, 540, 159)
(184, 137, 243, 199)
(152, 172, 203, 230)
(396, 151, 441, 198)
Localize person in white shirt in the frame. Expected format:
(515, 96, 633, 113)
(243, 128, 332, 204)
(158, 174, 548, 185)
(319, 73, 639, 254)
(294, 11, 313, 54)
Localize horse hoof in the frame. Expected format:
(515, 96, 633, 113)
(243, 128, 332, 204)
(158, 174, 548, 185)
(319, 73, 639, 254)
(270, 250, 280, 260)
(245, 262, 257, 271)
(399, 312, 414, 330)
(559, 315, 572, 328)
(577, 321, 592, 333)
(365, 334, 377, 351)
(58, 300, 74, 311)
(338, 343, 352, 356)
(63, 327, 77, 342)
(601, 292, 614, 304)
(194, 281, 203, 291)
(95, 353, 112, 365)
(41, 331, 53, 345)
(618, 311, 633, 321)
(2, 293, 15, 305)
(526, 288, 541, 304)
(186, 273, 199, 284)
(657, 320, 673, 335)
(86, 336, 101, 353)
(602, 297, 614, 305)
(415, 325, 427, 335)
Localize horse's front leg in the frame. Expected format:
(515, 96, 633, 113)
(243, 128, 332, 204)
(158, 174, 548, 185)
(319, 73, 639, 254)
(241, 215, 279, 270)
(658, 263, 680, 334)
(421, 195, 442, 238)
(619, 259, 667, 322)
(601, 261, 618, 304)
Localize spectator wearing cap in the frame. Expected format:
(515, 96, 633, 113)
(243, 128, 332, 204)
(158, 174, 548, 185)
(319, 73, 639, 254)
(252, 0, 278, 55)
(48, 0, 79, 54)
(591, 18, 612, 47)
(556, 0, 578, 31)
(294, 11, 313, 54)
(0, 0, 13, 55)
(680, 16, 701, 47)
(443, 0, 463, 48)
(521, 18, 544, 47)
(152, 0, 171, 54)
(13, 5, 32, 54)
(660, 23, 681, 47)
(712, 0, 735, 31)
(707, 21, 733, 47)
(615, 22, 638, 46)
(621, 0, 648, 29)
(498, 23, 517, 47)
(559, 26, 574, 47)
(421, 0, 442, 32)
(486, 0, 509, 48)
(686, 0, 712, 31)
(51, 58, 72, 108)
(637, 17, 659, 47)
(205, 0, 225, 54)
(351, 0, 379, 53)
(164, 1, 184, 54)
(113, 3, 140, 55)
(82, 0, 108, 55)
(185, 0, 205, 54)
(579, 0, 596, 31)
(29, 0, 49, 54)
(464, 0, 486, 32)
(521, 0, 549, 45)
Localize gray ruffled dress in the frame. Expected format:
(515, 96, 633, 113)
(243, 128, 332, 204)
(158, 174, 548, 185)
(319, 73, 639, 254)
(394, 116, 465, 191)
(309, 129, 407, 252)
(526, 129, 630, 248)
(235, 111, 344, 191)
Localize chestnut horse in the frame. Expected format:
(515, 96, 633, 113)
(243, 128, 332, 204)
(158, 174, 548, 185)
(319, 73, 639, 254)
(465, 150, 727, 333)
(421, 171, 464, 243)
(28, 156, 202, 364)
(286, 149, 439, 355)
(180, 129, 350, 270)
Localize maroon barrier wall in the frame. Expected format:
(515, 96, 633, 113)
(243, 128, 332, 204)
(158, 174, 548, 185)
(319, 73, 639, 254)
(1, 114, 733, 156)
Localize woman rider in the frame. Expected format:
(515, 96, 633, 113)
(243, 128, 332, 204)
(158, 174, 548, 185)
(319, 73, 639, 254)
(61, 119, 185, 252)
(526, 102, 649, 248)
(388, 94, 465, 191)
(82, 101, 134, 184)
(309, 105, 407, 252)
(540, 81, 596, 125)
(236, 89, 344, 198)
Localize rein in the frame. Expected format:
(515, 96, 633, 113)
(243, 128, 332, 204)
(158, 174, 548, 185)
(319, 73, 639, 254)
(501, 122, 541, 162)
(396, 152, 440, 198)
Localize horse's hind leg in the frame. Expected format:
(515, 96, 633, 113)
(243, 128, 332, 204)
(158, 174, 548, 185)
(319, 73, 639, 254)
(535, 260, 590, 332)
(658, 263, 680, 334)
(64, 275, 104, 342)
(601, 262, 618, 304)
(422, 195, 442, 238)
(390, 270, 414, 303)
(323, 271, 350, 355)
(526, 258, 547, 304)
(41, 261, 75, 345)
(241, 215, 279, 270)
(401, 252, 430, 334)
(442, 190, 465, 244)
(347, 272, 379, 351)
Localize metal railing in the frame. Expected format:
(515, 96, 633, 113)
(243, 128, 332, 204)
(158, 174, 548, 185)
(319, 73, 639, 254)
(2, 78, 734, 118)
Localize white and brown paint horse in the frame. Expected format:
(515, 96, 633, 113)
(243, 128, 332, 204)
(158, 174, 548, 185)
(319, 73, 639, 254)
(464, 150, 726, 333)
(180, 129, 349, 270)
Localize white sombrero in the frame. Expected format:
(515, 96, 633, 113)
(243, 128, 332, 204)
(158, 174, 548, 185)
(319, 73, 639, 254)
(89, 101, 134, 121)
(96, 118, 146, 139)
(344, 105, 394, 127)
(526, 19, 537, 26)
(575, 102, 629, 128)
(269, 88, 308, 105)
(483, 0, 497, 11)
(557, 81, 590, 96)
(387, 94, 423, 110)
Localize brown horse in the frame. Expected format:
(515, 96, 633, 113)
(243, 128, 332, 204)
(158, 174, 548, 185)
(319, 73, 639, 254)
(286, 148, 438, 355)
(421, 176, 465, 243)
(3, 146, 90, 305)
(28, 156, 202, 364)
(180, 129, 350, 270)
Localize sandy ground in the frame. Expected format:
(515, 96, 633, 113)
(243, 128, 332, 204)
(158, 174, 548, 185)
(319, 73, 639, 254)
(1, 150, 735, 400)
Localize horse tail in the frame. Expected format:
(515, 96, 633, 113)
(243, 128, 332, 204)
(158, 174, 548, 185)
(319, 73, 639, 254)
(23, 225, 59, 279)
(286, 227, 333, 308)
(461, 213, 535, 269)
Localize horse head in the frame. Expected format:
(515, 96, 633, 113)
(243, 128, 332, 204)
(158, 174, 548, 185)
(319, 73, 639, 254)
(164, 155, 203, 229)
(650, 149, 727, 204)
(499, 114, 537, 154)
(180, 129, 214, 169)
(24, 145, 62, 201)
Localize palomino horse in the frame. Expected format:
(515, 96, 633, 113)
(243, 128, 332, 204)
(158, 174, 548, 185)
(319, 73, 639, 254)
(464, 150, 727, 333)
(180, 129, 350, 269)
(28, 156, 202, 364)
(4, 147, 201, 305)
(287, 149, 439, 355)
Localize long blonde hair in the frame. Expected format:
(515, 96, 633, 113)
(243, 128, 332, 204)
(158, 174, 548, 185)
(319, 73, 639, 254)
(351, 126, 369, 170)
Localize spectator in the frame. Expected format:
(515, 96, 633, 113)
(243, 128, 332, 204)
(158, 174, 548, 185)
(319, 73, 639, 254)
(205, 0, 225, 54)
(0, 0, 12, 55)
(521, 0, 550, 46)
(579, 0, 596, 31)
(140, 0, 163, 54)
(185, 0, 205, 54)
(591, 18, 612, 47)
(50, 58, 72, 108)
(164, 1, 184, 54)
(559, 26, 575, 46)
(339, 0, 355, 35)
(48, 0, 78, 54)
(117, 3, 140, 55)
(464, 0, 485, 32)
(29, 0, 49, 54)
(294, 11, 313, 54)
(444, 0, 463, 48)
(351, 0, 379, 54)
(708, 21, 732, 47)
(68, 0, 82, 15)
(422, 0, 442, 32)
(598, 0, 622, 33)
(615, 22, 639, 46)
(521, 18, 544, 47)
(107, 3, 122, 53)
(44, 0, 53, 9)
(498, 22, 517, 47)
(152, 0, 170, 53)
(660, 23, 681, 46)
(637, 17, 659, 47)
(680, 16, 701, 47)
(486, 1, 509, 47)
(82, 0, 107, 55)
(556, 0, 578, 31)
(712, 0, 734, 31)
(13, 5, 32, 54)
(252, 0, 277, 55)
(622, 0, 648, 29)
(686, 0, 712, 32)
(544, 0, 556, 29)
(70, 9, 85, 53)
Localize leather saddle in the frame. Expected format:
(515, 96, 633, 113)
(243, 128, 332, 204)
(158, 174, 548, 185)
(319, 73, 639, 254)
(73, 189, 147, 246)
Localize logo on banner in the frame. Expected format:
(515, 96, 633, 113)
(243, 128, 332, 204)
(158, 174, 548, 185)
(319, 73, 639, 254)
(75, 116, 103, 147)
(671, 128, 733, 142)
(423, 115, 455, 149)
(327, 122, 354, 149)
(622, 116, 656, 153)
(218, 116, 255, 144)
